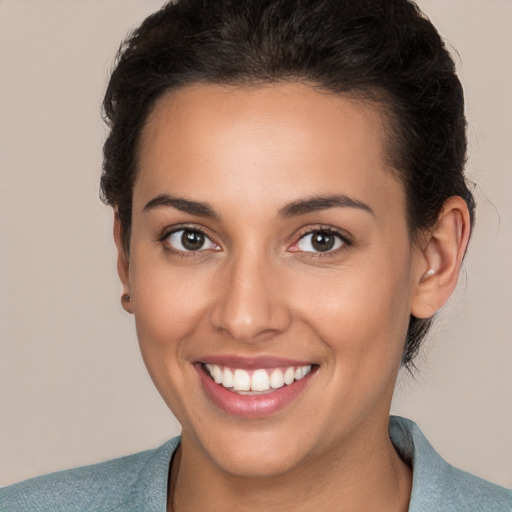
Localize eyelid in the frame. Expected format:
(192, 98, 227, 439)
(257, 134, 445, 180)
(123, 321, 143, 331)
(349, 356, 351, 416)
(158, 224, 221, 254)
(157, 223, 351, 256)
(288, 225, 353, 255)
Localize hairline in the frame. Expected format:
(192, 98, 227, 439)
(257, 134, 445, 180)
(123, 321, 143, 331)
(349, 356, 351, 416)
(120, 78, 411, 256)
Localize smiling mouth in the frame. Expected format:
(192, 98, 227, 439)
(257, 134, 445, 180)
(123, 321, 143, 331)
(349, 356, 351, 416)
(202, 363, 313, 394)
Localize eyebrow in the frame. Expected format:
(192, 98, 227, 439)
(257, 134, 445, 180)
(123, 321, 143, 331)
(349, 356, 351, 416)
(279, 194, 374, 218)
(143, 194, 219, 218)
(143, 193, 374, 219)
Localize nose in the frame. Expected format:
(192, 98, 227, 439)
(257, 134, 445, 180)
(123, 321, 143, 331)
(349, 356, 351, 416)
(210, 251, 292, 343)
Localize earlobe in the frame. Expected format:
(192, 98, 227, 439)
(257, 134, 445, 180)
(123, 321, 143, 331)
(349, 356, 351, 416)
(113, 211, 133, 313)
(411, 196, 471, 319)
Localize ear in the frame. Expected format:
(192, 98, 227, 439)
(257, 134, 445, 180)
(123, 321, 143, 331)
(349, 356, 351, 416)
(113, 210, 132, 313)
(411, 196, 471, 319)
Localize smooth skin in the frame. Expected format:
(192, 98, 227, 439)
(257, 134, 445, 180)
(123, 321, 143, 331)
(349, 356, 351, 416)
(114, 82, 470, 512)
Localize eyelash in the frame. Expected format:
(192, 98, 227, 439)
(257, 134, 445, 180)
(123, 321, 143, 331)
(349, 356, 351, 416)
(289, 226, 352, 257)
(159, 225, 220, 257)
(158, 225, 352, 257)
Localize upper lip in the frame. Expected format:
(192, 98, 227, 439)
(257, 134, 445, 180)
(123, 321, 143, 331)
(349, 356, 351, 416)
(196, 355, 315, 369)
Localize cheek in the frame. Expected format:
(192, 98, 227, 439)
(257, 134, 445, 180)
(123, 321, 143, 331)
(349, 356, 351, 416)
(290, 257, 413, 364)
(128, 259, 212, 417)
(128, 254, 211, 366)
(299, 272, 412, 419)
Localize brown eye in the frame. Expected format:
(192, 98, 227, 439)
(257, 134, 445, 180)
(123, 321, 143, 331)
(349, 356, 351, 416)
(166, 229, 217, 252)
(181, 230, 205, 250)
(296, 229, 344, 253)
(311, 231, 335, 252)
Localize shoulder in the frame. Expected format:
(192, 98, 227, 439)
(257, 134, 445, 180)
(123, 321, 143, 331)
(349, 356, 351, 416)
(390, 416, 511, 512)
(0, 437, 180, 512)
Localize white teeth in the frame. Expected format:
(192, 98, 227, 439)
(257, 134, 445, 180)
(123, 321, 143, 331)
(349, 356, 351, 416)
(302, 365, 312, 379)
(233, 369, 251, 391)
(269, 369, 285, 389)
(251, 369, 270, 391)
(205, 364, 312, 392)
(212, 365, 223, 384)
(284, 367, 295, 385)
(222, 367, 234, 388)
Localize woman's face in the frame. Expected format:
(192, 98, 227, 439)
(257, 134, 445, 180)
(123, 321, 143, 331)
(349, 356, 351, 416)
(122, 82, 425, 477)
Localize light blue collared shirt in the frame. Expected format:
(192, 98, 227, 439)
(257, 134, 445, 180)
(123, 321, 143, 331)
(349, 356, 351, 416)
(1, 417, 510, 511)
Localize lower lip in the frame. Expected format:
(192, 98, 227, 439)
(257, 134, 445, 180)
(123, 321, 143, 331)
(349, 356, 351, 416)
(195, 364, 315, 419)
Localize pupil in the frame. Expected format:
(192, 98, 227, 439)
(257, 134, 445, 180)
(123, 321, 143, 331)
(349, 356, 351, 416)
(182, 230, 204, 251)
(311, 231, 334, 252)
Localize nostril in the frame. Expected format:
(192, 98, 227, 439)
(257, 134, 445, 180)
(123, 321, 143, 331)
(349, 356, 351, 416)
(208, 259, 292, 341)
(209, 299, 291, 343)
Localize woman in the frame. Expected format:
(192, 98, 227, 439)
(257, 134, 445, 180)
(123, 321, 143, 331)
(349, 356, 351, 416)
(2, 0, 510, 510)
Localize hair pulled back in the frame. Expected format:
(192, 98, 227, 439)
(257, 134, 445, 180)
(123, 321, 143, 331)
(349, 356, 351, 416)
(101, 0, 475, 368)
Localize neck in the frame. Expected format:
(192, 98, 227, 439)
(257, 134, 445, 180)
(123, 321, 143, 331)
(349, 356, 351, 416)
(169, 420, 412, 512)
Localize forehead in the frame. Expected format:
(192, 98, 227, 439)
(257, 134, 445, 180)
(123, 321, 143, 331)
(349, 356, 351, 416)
(135, 82, 405, 219)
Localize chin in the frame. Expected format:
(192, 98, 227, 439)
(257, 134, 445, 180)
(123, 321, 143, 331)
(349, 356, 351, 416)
(210, 438, 307, 478)
(184, 419, 314, 478)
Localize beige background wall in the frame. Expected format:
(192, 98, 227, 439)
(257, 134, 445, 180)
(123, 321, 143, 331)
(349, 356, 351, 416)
(0, 0, 511, 488)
